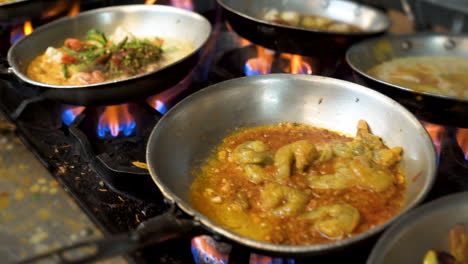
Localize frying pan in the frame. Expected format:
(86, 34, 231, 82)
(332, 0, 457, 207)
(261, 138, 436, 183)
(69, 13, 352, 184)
(16, 74, 436, 263)
(3, 5, 212, 105)
(367, 191, 468, 263)
(216, 0, 391, 57)
(346, 33, 468, 127)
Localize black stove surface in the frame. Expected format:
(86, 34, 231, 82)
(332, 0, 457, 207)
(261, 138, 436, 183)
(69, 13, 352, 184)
(1, 3, 468, 264)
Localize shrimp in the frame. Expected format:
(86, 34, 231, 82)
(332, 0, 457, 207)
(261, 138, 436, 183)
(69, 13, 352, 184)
(356, 120, 385, 150)
(259, 182, 309, 216)
(71, 70, 106, 84)
(349, 156, 394, 192)
(373, 147, 403, 167)
(233, 141, 271, 165)
(274, 140, 318, 180)
(308, 156, 394, 192)
(315, 144, 334, 163)
(232, 141, 272, 184)
(307, 165, 354, 190)
(307, 121, 399, 192)
(302, 202, 360, 239)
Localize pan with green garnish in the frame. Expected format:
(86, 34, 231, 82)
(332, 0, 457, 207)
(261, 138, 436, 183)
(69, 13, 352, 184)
(4, 5, 211, 105)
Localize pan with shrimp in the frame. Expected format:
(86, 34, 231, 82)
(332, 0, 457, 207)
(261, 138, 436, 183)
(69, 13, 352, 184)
(19, 75, 436, 263)
(144, 74, 435, 256)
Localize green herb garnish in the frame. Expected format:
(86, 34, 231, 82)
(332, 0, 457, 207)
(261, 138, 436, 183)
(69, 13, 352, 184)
(61, 64, 69, 79)
(60, 28, 164, 81)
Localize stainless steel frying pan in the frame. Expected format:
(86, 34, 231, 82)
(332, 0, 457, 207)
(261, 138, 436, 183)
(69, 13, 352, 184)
(217, 0, 391, 57)
(17, 74, 436, 263)
(368, 191, 468, 264)
(346, 33, 468, 127)
(4, 5, 212, 105)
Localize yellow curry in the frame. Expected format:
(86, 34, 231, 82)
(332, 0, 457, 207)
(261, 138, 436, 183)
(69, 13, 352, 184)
(190, 120, 406, 245)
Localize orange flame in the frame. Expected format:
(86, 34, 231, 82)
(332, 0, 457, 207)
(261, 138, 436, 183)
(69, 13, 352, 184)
(147, 75, 191, 112)
(281, 53, 312, 74)
(42, 0, 69, 18)
(456, 128, 468, 160)
(225, 22, 233, 31)
(23, 21, 33, 36)
(67, 0, 80, 16)
(98, 104, 135, 137)
(245, 46, 274, 75)
(145, 0, 157, 4)
(239, 37, 251, 47)
(10, 21, 34, 44)
(225, 22, 251, 46)
(69, 106, 85, 116)
(422, 122, 446, 157)
(170, 0, 194, 10)
(249, 254, 277, 264)
(191, 236, 229, 261)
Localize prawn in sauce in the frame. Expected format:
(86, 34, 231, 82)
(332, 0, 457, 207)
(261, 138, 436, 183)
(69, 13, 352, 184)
(190, 121, 406, 245)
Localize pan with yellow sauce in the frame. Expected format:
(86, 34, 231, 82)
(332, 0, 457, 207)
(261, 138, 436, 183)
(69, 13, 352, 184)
(367, 56, 468, 98)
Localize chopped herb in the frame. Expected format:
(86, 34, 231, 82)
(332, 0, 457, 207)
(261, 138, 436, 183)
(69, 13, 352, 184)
(86, 29, 107, 47)
(116, 36, 128, 50)
(61, 64, 69, 79)
(59, 28, 164, 82)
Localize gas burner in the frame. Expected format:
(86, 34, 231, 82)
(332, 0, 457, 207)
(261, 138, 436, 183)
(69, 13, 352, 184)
(209, 32, 355, 83)
(423, 123, 468, 201)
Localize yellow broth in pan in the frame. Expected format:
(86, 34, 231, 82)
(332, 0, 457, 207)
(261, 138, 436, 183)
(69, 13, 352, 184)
(368, 56, 468, 98)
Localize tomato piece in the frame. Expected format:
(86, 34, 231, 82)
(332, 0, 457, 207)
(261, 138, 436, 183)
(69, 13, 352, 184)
(61, 54, 77, 64)
(154, 38, 164, 46)
(64, 38, 82, 51)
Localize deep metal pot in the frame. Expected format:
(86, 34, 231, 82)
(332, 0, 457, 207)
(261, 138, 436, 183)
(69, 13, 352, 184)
(17, 74, 437, 263)
(5, 4, 212, 105)
(346, 33, 468, 127)
(217, 0, 390, 57)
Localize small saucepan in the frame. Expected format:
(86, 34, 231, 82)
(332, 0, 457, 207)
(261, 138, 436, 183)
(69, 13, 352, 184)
(4, 4, 212, 105)
(17, 74, 436, 264)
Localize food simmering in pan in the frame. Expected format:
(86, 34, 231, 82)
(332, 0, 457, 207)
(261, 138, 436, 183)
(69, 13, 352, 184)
(367, 56, 468, 98)
(190, 120, 406, 245)
(26, 27, 193, 85)
(263, 9, 363, 33)
(423, 224, 468, 264)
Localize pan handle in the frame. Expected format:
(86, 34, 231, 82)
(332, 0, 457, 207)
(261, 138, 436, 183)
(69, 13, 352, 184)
(15, 209, 199, 264)
(0, 59, 13, 75)
(0, 66, 13, 75)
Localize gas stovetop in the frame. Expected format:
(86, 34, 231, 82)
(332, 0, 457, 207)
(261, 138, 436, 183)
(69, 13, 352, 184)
(1, 2, 467, 264)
